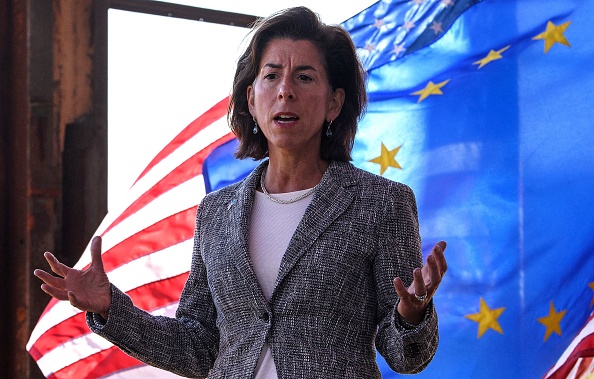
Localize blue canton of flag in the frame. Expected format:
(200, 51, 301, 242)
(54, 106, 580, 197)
(203, 0, 594, 377)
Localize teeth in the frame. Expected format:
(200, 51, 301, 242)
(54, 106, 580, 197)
(274, 113, 298, 123)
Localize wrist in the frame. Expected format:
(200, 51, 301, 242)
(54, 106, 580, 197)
(397, 302, 425, 325)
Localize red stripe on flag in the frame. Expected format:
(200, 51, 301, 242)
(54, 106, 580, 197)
(134, 97, 229, 185)
(33, 103, 228, 324)
(547, 332, 594, 379)
(99, 206, 196, 273)
(48, 346, 144, 379)
(30, 98, 232, 378)
(29, 313, 89, 362)
(103, 132, 235, 236)
(29, 273, 189, 362)
(575, 357, 593, 377)
(34, 206, 196, 328)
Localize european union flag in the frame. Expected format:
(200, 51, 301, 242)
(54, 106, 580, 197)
(203, 0, 594, 377)
(344, 0, 594, 377)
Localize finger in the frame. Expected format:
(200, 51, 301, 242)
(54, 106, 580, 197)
(40, 283, 69, 301)
(431, 241, 446, 256)
(44, 252, 69, 278)
(67, 291, 85, 311)
(413, 268, 427, 298)
(426, 255, 442, 292)
(431, 241, 448, 276)
(393, 277, 410, 300)
(89, 236, 105, 272)
(34, 269, 66, 291)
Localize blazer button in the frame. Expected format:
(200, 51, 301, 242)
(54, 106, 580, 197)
(260, 313, 270, 322)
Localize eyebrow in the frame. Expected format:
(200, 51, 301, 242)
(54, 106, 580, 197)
(262, 63, 318, 72)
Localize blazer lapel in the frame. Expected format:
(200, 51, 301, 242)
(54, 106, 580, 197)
(228, 162, 269, 307)
(274, 161, 358, 292)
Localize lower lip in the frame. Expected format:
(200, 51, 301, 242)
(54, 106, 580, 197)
(274, 119, 299, 127)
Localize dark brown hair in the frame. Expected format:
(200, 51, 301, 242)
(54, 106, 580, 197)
(228, 6, 367, 161)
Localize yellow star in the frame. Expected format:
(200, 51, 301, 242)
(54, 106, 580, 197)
(368, 142, 402, 175)
(589, 281, 594, 307)
(465, 297, 506, 338)
(411, 79, 450, 103)
(537, 301, 567, 342)
(403, 20, 415, 31)
(473, 45, 511, 69)
(364, 42, 376, 52)
(392, 42, 406, 57)
(429, 21, 444, 35)
(532, 20, 571, 53)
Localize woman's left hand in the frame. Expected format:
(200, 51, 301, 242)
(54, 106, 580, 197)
(393, 241, 448, 325)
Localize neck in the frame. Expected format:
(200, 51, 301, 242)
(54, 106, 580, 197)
(263, 155, 329, 194)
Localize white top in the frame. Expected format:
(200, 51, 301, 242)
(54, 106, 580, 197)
(249, 188, 314, 379)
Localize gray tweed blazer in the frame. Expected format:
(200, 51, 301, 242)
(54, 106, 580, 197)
(88, 160, 438, 378)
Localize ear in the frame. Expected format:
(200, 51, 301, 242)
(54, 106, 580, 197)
(327, 88, 345, 122)
(247, 84, 255, 116)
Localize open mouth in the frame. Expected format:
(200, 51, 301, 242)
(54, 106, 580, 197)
(274, 115, 299, 123)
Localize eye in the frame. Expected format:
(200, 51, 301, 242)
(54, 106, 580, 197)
(263, 73, 278, 80)
(297, 74, 313, 82)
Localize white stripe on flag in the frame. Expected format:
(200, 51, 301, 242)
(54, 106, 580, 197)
(107, 239, 193, 292)
(99, 177, 203, 261)
(27, 102, 229, 377)
(27, 239, 193, 349)
(545, 313, 594, 377)
(127, 116, 230, 194)
(71, 116, 227, 271)
(36, 304, 179, 377)
(27, 174, 201, 348)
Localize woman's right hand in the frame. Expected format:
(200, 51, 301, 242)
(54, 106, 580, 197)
(34, 236, 112, 319)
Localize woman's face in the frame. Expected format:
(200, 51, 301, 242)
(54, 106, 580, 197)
(247, 38, 344, 159)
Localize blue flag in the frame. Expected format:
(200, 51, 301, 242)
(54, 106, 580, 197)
(203, 0, 594, 377)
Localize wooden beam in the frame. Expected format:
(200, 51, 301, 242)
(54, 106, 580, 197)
(108, 0, 259, 27)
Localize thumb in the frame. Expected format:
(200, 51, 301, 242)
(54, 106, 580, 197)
(89, 236, 105, 272)
(67, 290, 83, 310)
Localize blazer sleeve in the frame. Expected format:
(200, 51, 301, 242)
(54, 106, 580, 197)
(373, 183, 439, 374)
(87, 203, 219, 378)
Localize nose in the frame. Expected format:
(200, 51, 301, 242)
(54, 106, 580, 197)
(278, 78, 295, 101)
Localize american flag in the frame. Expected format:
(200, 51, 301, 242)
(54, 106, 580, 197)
(27, 98, 234, 378)
(545, 311, 594, 379)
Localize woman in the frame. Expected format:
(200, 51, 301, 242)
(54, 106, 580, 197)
(35, 6, 447, 378)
